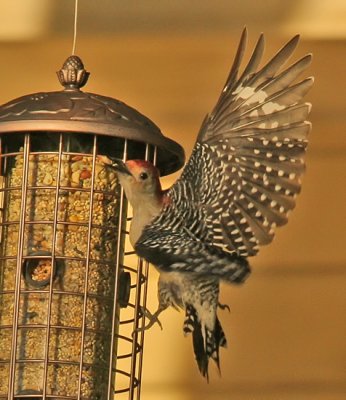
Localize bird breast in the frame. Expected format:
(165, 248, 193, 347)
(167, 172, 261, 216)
(129, 201, 162, 246)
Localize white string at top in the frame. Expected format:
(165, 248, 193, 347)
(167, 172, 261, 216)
(72, 0, 79, 55)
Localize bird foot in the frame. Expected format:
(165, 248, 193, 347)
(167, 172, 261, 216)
(133, 306, 164, 335)
(218, 302, 230, 312)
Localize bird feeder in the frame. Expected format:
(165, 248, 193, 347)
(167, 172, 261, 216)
(0, 56, 185, 399)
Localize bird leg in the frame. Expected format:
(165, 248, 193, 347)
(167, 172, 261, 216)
(218, 302, 230, 312)
(133, 305, 165, 334)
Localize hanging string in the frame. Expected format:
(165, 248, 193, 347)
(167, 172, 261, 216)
(72, 0, 79, 55)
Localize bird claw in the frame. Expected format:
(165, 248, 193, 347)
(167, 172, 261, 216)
(133, 306, 164, 335)
(218, 302, 230, 312)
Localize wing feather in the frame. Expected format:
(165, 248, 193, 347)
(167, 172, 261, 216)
(230, 103, 311, 131)
(136, 31, 313, 264)
(237, 33, 265, 85)
(222, 27, 248, 94)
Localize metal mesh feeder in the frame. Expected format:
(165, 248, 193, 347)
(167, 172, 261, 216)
(0, 56, 185, 399)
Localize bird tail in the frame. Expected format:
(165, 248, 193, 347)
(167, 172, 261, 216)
(183, 304, 227, 379)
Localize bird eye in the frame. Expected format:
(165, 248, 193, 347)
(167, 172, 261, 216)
(139, 172, 148, 180)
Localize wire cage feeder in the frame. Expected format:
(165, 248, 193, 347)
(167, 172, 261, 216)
(0, 56, 184, 399)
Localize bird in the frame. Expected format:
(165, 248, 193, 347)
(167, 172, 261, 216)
(100, 28, 313, 379)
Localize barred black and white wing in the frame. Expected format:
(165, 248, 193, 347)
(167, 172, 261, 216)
(135, 29, 313, 268)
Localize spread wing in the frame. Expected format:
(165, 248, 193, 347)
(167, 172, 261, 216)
(136, 28, 313, 266)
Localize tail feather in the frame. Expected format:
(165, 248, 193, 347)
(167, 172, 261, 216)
(210, 317, 227, 372)
(183, 304, 227, 379)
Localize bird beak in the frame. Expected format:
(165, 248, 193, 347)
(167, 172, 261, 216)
(98, 155, 132, 176)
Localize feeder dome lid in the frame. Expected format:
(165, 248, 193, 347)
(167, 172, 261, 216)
(0, 55, 185, 176)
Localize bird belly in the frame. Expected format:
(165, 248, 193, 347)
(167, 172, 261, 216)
(157, 271, 185, 310)
(158, 272, 219, 330)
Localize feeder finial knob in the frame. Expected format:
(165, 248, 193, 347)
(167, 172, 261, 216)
(57, 55, 90, 90)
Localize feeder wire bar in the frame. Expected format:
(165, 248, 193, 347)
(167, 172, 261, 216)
(107, 138, 129, 400)
(41, 132, 65, 398)
(76, 134, 98, 400)
(8, 134, 31, 399)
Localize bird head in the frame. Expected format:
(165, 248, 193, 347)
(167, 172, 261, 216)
(99, 156, 162, 206)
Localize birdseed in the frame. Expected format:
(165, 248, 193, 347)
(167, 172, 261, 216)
(0, 149, 123, 398)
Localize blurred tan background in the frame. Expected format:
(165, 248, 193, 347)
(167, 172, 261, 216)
(0, 0, 345, 399)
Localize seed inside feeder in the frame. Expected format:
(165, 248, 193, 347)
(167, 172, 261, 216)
(23, 253, 61, 288)
(31, 259, 52, 283)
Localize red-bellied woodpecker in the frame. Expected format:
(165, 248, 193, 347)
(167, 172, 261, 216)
(100, 28, 313, 379)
